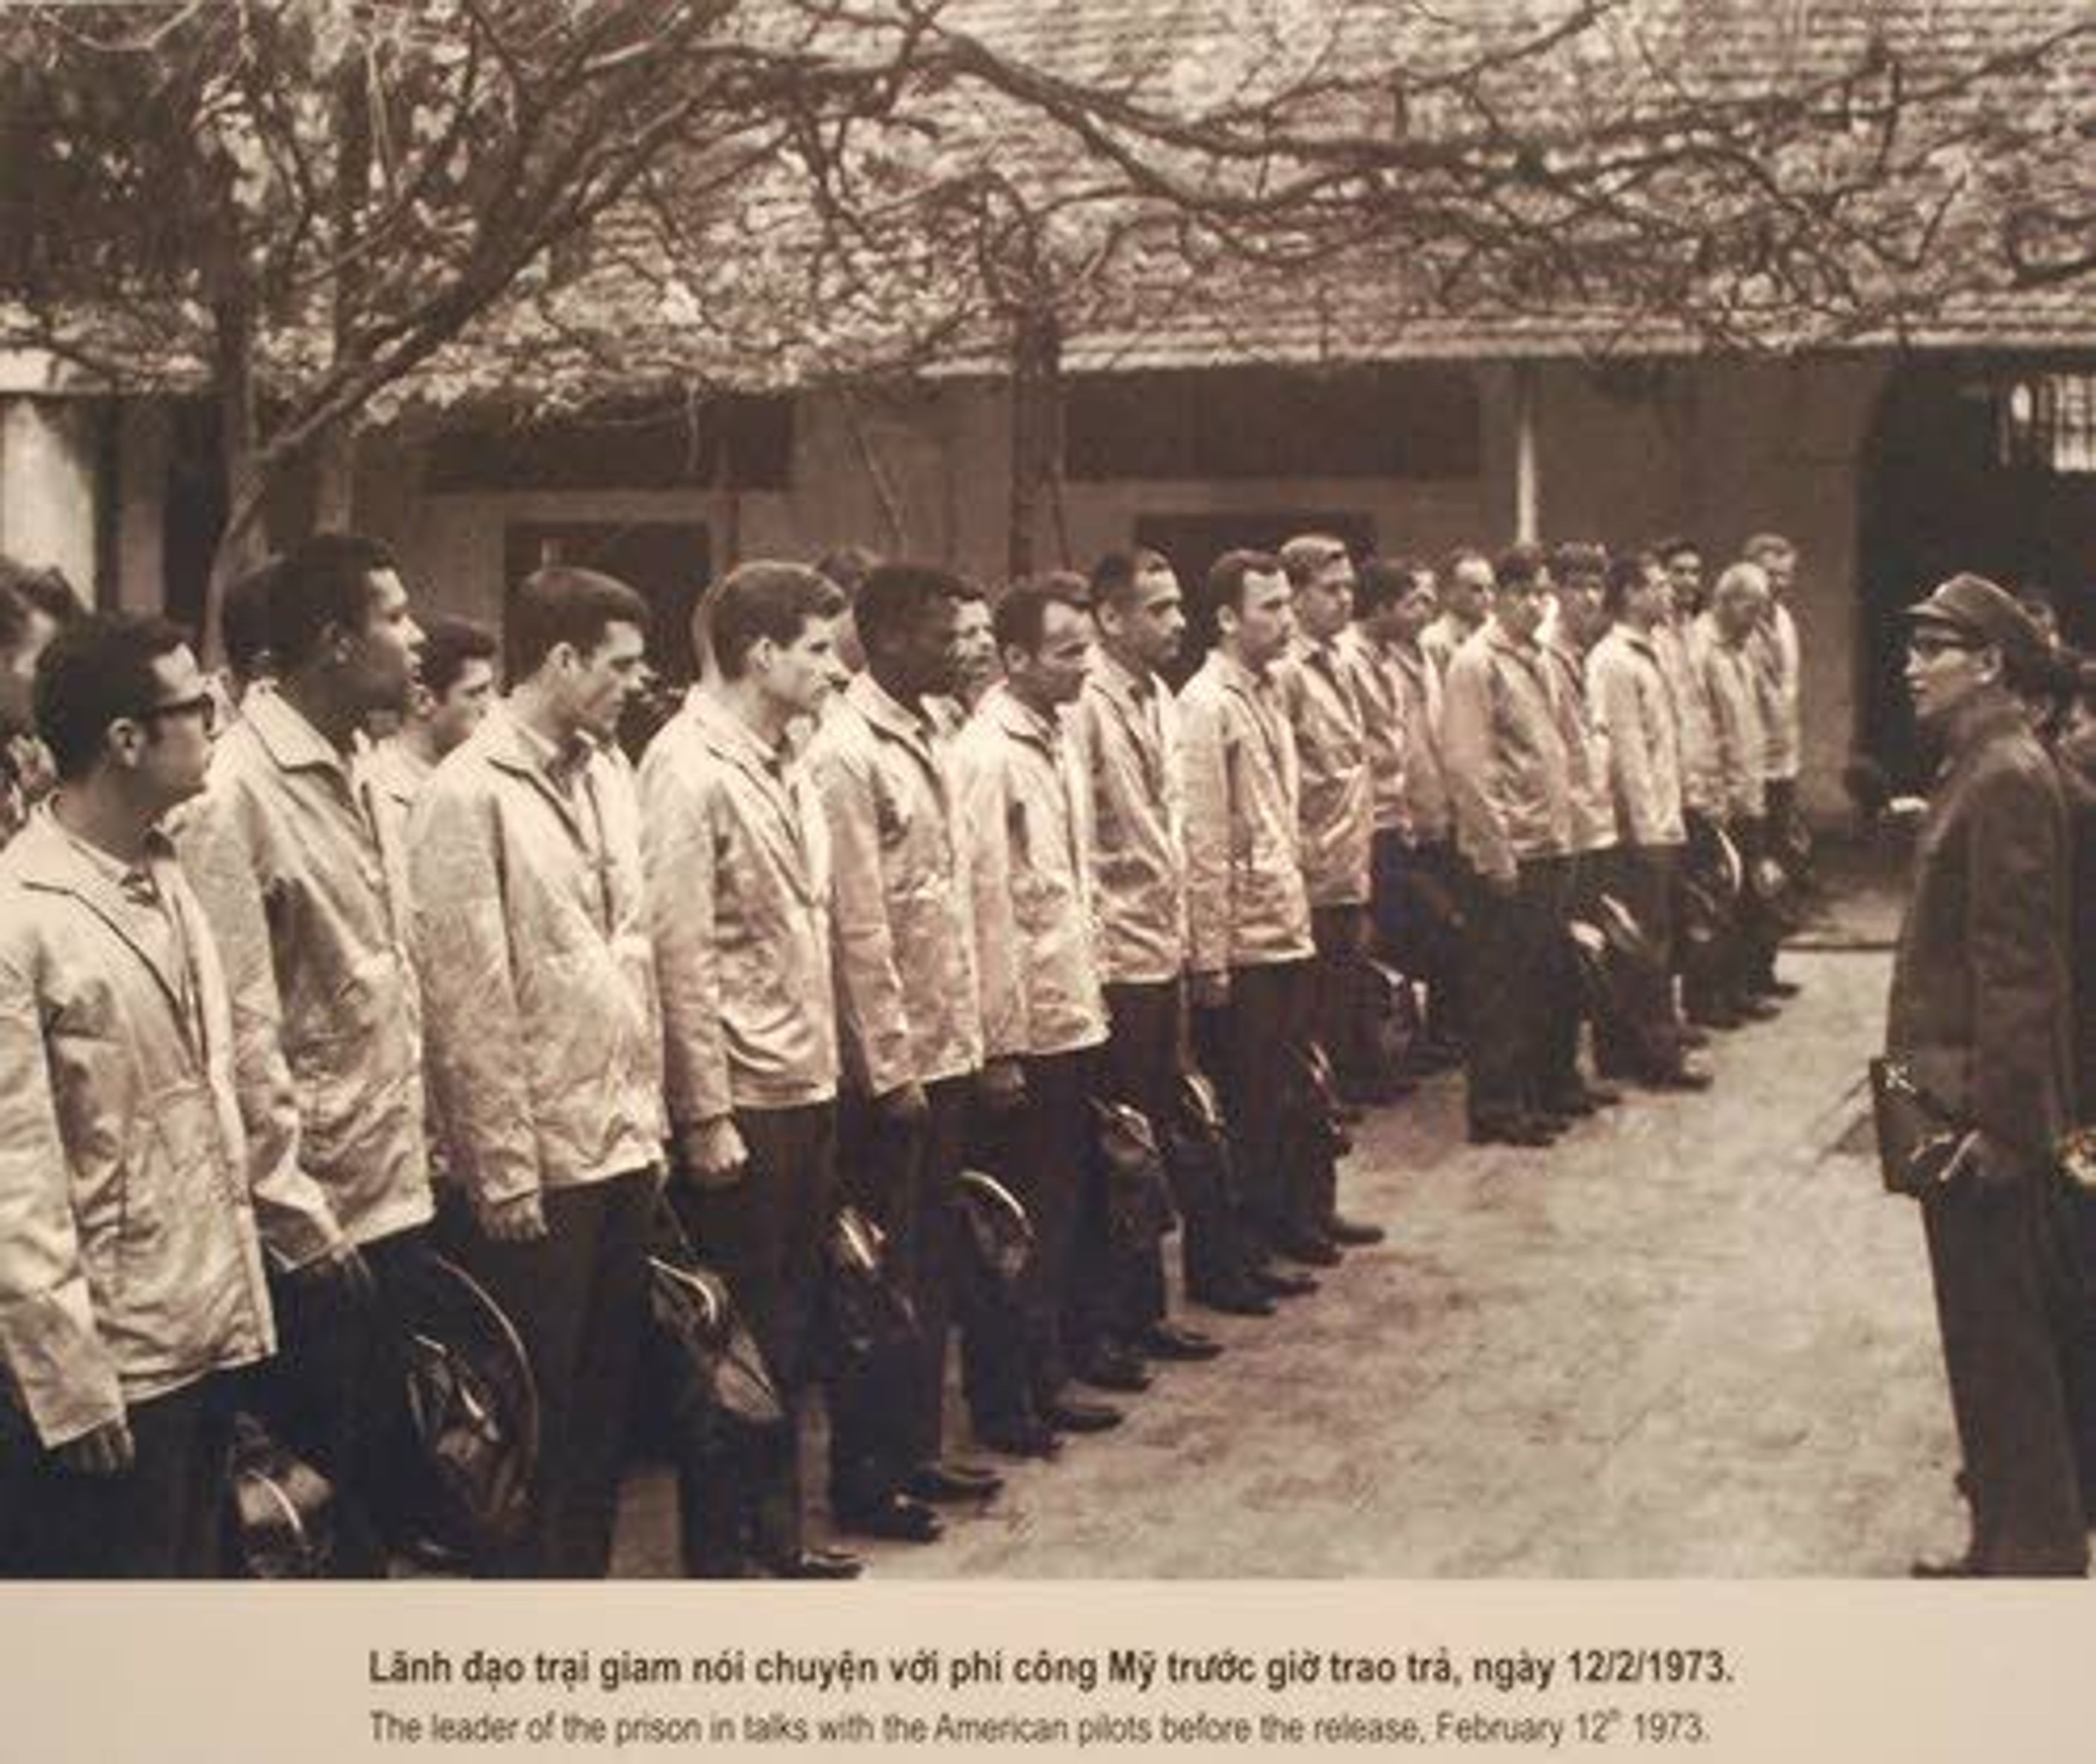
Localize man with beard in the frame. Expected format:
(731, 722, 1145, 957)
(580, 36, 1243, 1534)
(176, 533, 429, 1576)
(1888, 575, 2083, 1577)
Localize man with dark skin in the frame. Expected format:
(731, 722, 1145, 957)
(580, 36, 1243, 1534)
(810, 565, 1010, 1499)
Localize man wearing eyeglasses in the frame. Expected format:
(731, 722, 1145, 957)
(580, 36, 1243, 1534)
(1889, 575, 2085, 1578)
(1, 614, 273, 1576)
(175, 532, 430, 1576)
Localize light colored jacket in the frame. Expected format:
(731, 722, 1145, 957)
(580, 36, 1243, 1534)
(1280, 636, 1375, 907)
(1387, 639, 1454, 845)
(1070, 648, 1186, 987)
(1696, 617, 1769, 822)
(1540, 621, 1619, 855)
(640, 692, 837, 1146)
(1749, 601, 1803, 782)
(807, 674, 982, 1095)
(364, 736, 433, 821)
(1177, 648, 1314, 974)
(1587, 624, 1686, 848)
(409, 705, 665, 1211)
(1337, 627, 1410, 839)
(174, 688, 429, 1266)
(0, 814, 273, 1448)
(1440, 621, 1573, 881)
(1419, 613, 1477, 684)
(1654, 618, 1722, 817)
(956, 684, 1109, 1060)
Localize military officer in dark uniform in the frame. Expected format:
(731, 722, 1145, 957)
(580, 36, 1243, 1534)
(1888, 574, 2085, 1577)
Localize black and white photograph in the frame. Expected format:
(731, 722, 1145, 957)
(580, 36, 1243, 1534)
(0, 0, 2092, 1753)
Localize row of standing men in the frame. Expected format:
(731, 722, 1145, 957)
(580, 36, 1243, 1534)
(0, 525, 1806, 1577)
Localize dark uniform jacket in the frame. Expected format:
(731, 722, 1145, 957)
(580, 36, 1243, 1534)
(1886, 698, 2075, 1171)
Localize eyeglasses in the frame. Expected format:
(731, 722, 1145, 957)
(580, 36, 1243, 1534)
(137, 691, 218, 734)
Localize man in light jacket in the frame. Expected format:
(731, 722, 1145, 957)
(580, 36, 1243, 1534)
(808, 564, 1007, 1507)
(409, 567, 663, 1578)
(1074, 551, 1255, 1327)
(1587, 553, 1709, 1089)
(640, 562, 861, 1581)
(175, 532, 427, 1575)
(1698, 562, 1782, 1028)
(1178, 552, 1325, 1290)
(1440, 544, 1575, 1147)
(0, 613, 273, 1576)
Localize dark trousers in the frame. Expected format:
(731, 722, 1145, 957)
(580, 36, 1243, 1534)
(1372, 833, 1467, 1045)
(964, 1050, 1096, 1426)
(1198, 958, 1317, 1244)
(1597, 843, 1688, 1075)
(465, 1169, 655, 1578)
(1734, 813, 1784, 989)
(677, 1104, 836, 1566)
(0, 1375, 235, 1578)
(831, 1076, 968, 1504)
(1464, 855, 1573, 1128)
(1102, 979, 1236, 1334)
(1535, 853, 1596, 1103)
(256, 1223, 430, 1576)
(1312, 901, 1375, 1092)
(1921, 1177, 2088, 1573)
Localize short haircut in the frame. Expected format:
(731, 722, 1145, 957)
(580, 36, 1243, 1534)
(419, 615, 499, 699)
(2, 561, 84, 629)
(33, 611, 193, 782)
(508, 566, 650, 680)
(1603, 551, 1657, 614)
(219, 556, 284, 682)
(1206, 549, 1284, 620)
(1494, 543, 1546, 592)
(1550, 541, 1609, 585)
(993, 572, 1091, 657)
(851, 562, 967, 658)
(1742, 532, 1794, 564)
(1088, 547, 1172, 613)
(1279, 533, 1349, 587)
(1713, 561, 1767, 605)
(267, 532, 400, 674)
(705, 562, 846, 679)
(1356, 555, 1425, 616)
(1441, 545, 1491, 582)
(813, 545, 881, 606)
(1654, 534, 1701, 565)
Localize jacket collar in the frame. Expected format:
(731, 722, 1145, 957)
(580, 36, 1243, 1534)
(982, 681, 1063, 754)
(1939, 690, 2034, 767)
(1209, 647, 1278, 701)
(688, 689, 796, 790)
(848, 672, 939, 757)
(240, 686, 355, 780)
(1088, 645, 1158, 710)
(10, 809, 196, 1030)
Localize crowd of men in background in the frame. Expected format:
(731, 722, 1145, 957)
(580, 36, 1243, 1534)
(0, 528, 2090, 1581)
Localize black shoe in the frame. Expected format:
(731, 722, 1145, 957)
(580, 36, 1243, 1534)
(1675, 1023, 1712, 1049)
(1252, 1264, 1320, 1298)
(905, 1461, 1003, 1504)
(1910, 1550, 1984, 1579)
(1324, 1213, 1386, 1247)
(1333, 1099, 1367, 1125)
(1139, 1321, 1223, 1361)
(1469, 1117, 1553, 1147)
(1641, 1063, 1714, 1092)
(1074, 1347, 1153, 1394)
(1272, 1230, 1343, 1267)
(767, 1546, 864, 1581)
(1734, 997, 1781, 1022)
(1044, 1397, 1123, 1434)
(833, 1492, 943, 1544)
(975, 1418, 1063, 1460)
(1585, 1082, 1625, 1109)
(1688, 1005, 1743, 1030)
(1539, 1089, 1600, 1118)
(1191, 1283, 1278, 1318)
(1755, 978, 1802, 999)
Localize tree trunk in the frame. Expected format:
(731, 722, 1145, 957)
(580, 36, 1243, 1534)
(1007, 305, 1063, 579)
(309, 421, 359, 531)
(203, 288, 267, 666)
